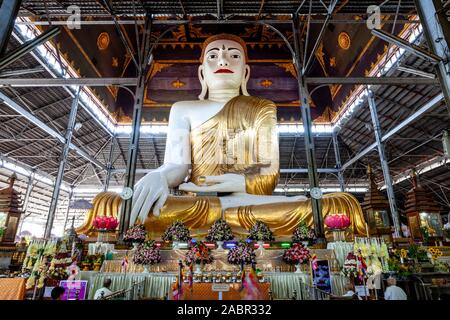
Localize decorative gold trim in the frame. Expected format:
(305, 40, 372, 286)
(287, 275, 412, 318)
(97, 32, 110, 50)
(338, 32, 351, 50)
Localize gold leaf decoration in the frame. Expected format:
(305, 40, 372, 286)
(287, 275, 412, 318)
(260, 79, 273, 88)
(171, 79, 186, 88)
(97, 32, 110, 50)
(338, 32, 351, 50)
(112, 57, 119, 68)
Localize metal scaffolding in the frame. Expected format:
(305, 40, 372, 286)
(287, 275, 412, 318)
(44, 88, 81, 239)
(367, 89, 401, 237)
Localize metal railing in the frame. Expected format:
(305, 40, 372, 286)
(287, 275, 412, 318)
(100, 280, 145, 300)
(289, 283, 332, 300)
(411, 275, 432, 300)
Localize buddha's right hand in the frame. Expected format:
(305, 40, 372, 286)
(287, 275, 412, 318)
(130, 171, 169, 225)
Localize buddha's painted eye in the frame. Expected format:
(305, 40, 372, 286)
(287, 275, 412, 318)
(208, 53, 218, 60)
(231, 54, 240, 59)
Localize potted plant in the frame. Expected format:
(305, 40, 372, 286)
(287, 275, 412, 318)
(184, 241, 214, 273)
(81, 256, 91, 271)
(162, 220, 191, 248)
(247, 220, 274, 249)
(123, 224, 147, 249)
(227, 241, 256, 270)
(93, 254, 104, 271)
(205, 219, 234, 250)
(282, 243, 311, 273)
(132, 240, 161, 273)
(292, 221, 317, 246)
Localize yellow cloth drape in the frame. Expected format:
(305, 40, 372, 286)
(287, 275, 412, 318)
(224, 192, 367, 236)
(76, 192, 121, 237)
(190, 95, 279, 195)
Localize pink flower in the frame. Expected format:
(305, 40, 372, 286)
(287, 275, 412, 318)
(94, 216, 118, 230)
(324, 213, 351, 230)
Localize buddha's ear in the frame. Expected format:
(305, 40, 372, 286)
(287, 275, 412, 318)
(198, 65, 207, 100)
(241, 64, 250, 96)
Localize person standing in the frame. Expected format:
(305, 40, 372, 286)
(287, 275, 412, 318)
(384, 277, 407, 300)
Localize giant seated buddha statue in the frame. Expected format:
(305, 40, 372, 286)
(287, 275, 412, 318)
(77, 34, 367, 240)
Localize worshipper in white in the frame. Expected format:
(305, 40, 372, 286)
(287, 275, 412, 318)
(384, 277, 407, 300)
(94, 278, 113, 299)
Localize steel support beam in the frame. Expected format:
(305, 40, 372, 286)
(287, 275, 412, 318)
(371, 28, 441, 63)
(119, 17, 152, 237)
(104, 137, 116, 192)
(341, 92, 444, 170)
(62, 188, 74, 233)
(332, 132, 345, 192)
(304, 0, 338, 73)
(0, 67, 44, 77)
(292, 15, 324, 240)
(22, 172, 35, 213)
(415, 0, 450, 114)
(44, 89, 81, 239)
(18, 172, 35, 235)
(367, 90, 401, 238)
(0, 91, 106, 170)
(305, 77, 439, 85)
(15, 19, 422, 26)
(0, 0, 22, 55)
(110, 168, 338, 174)
(0, 26, 61, 71)
(0, 77, 138, 87)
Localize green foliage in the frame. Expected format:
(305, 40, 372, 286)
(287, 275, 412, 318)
(248, 220, 275, 241)
(420, 226, 430, 243)
(408, 243, 429, 261)
(434, 261, 450, 273)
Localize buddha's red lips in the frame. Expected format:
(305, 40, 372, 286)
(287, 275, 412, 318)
(214, 69, 234, 73)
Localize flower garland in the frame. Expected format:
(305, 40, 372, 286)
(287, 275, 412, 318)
(227, 241, 256, 266)
(184, 241, 214, 266)
(123, 224, 147, 243)
(206, 219, 234, 242)
(132, 240, 161, 265)
(247, 220, 274, 241)
(292, 221, 317, 244)
(93, 216, 118, 231)
(48, 241, 72, 280)
(162, 220, 191, 242)
(341, 251, 358, 278)
(282, 243, 311, 265)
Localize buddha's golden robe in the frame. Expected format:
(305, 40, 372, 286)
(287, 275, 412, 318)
(77, 96, 367, 239)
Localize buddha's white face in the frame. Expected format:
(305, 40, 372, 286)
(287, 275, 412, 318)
(201, 39, 248, 91)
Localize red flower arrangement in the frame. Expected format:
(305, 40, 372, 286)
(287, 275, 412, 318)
(282, 243, 311, 265)
(184, 241, 214, 266)
(93, 216, 119, 231)
(324, 213, 351, 230)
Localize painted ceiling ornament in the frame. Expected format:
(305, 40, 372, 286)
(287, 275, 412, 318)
(329, 57, 336, 68)
(260, 79, 273, 88)
(97, 32, 110, 50)
(112, 57, 119, 68)
(172, 79, 186, 88)
(338, 32, 351, 50)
